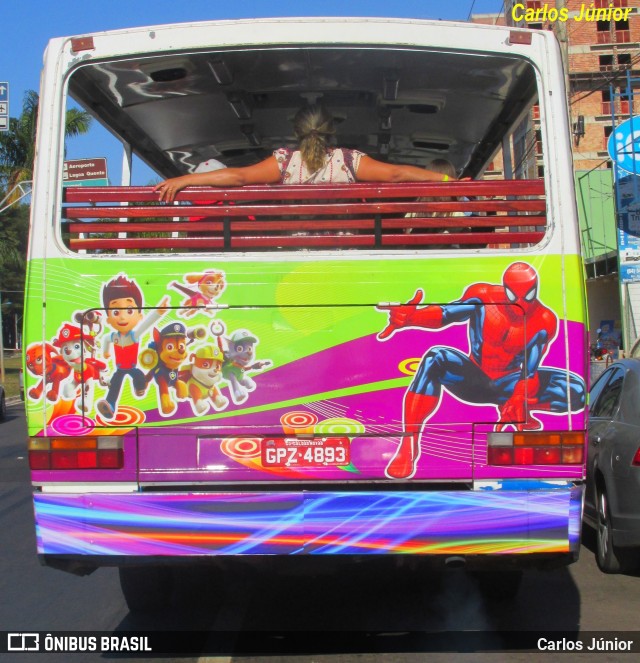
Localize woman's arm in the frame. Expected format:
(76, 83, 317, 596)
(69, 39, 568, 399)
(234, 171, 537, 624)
(355, 155, 452, 183)
(155, 156, 282, 202)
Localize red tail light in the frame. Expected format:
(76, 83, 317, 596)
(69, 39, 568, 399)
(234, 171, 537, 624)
(98, 449, 124, 469)
(632, 447, 640, 467)
(487, 431, 584, 466)
(514, 447, 534, 464)
(29, 436, 124, 470)
(487, 447, 513, 465)
(533, 447, 561, 465)
(28, 451, 51, 470)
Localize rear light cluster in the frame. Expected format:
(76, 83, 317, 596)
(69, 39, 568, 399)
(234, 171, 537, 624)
(632, 447, 640, 467)
(29, 436, 124, 470)
(487, 431, 584, 466)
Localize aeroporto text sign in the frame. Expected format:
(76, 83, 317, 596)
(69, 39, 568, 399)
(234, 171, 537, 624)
(63, 158, 109, 186)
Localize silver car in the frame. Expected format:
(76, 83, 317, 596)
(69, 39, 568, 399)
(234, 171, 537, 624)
(584, 359, 640, 573)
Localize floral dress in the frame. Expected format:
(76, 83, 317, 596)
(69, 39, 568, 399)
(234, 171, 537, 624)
(274, 147, 365, 184)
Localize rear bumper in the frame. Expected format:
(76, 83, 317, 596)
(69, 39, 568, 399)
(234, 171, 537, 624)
(34, 484, 584, 559)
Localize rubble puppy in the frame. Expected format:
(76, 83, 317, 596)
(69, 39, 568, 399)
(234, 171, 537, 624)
(183, 345, 228, 415)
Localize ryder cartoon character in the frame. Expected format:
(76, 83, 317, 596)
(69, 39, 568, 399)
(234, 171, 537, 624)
(377, 262, 585, 479)
(96, 275, 170, 421)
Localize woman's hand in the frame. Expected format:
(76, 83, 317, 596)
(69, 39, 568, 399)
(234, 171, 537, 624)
(155, 176, 191, 203)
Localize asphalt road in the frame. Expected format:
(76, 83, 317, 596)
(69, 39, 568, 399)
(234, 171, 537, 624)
(1, 403, 639, 662)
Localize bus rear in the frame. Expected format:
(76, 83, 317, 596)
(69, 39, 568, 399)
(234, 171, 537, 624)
(24, 17, 587, 609)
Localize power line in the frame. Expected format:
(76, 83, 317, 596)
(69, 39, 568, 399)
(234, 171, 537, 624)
(570, 52, 640, 107)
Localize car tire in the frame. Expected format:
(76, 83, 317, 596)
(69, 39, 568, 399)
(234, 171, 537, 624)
(118, 566, 174, 613)
(596, 486, 622, 574)
(0, 394, 6, 421)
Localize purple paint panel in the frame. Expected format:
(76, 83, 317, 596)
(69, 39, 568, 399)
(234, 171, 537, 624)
(34, 486, 583, 557)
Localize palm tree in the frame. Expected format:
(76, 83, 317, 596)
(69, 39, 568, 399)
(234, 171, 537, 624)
(0, 89, 92, 203)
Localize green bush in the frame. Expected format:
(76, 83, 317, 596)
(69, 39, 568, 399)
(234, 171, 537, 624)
(2, 352, 22, 398)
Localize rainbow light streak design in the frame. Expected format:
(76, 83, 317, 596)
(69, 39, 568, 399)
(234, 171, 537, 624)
(35, 487, 582, 557)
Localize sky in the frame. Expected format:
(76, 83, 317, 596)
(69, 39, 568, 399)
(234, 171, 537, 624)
(0, 0, 506, 184)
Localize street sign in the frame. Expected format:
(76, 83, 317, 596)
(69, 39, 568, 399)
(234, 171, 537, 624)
(0, 81, 8, 133)
(610, 116, 640, 282)
(62, 158, 109, 186)
(608, 116, 640, 177)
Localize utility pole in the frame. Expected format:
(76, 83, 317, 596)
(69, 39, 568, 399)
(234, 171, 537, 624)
(556, 0, 571, 102)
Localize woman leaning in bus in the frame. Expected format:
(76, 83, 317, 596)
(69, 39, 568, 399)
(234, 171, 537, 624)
(155, 105, 458, 203)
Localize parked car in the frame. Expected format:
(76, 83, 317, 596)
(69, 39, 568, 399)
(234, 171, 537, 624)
(584, 359, 640, 573)
(0, 384, 6, 421)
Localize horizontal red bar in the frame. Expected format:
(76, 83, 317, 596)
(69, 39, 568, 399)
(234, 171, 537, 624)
(383, 232, 544, 246)
(63, 180, 546, 204)
(66, 215, 546, 235)
(69, 231, 543, 251)
(64, 200, 546, 219)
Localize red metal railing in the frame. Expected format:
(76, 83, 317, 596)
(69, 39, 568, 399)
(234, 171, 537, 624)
(62, 180, 546, 253)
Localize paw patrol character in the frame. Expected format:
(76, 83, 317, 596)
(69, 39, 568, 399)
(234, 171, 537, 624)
(182, 345, 228, 415)
(170, 269, 226, 317)
(96, 275, 170, 421)
(25, 342, 72, 402)
(73, 310, 103, 358)
(141, 322, 190, 416)
(222, 329, 271, 405)
(53, 323, 108, 412)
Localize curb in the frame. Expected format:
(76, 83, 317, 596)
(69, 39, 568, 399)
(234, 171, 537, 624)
(6, 397, 24, 406)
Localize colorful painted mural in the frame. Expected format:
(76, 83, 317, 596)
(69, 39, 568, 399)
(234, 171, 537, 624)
(26, 258, 586, 485)
(34, 486, 583, 556)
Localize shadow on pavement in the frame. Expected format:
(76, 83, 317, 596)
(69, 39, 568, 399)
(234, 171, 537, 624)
(111, 558, 581, 656)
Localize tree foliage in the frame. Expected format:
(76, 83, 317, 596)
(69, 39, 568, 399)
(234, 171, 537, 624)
(0, 203, 29, 347)
(0, 89, 92, 201)
(0, 90, 92, 346)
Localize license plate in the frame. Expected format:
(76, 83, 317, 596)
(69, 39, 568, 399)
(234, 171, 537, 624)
(261, 437, 350, 468)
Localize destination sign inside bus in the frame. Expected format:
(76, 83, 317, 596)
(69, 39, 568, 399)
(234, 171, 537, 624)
(63, 158, 108, 186)
(261, 437, 350, 468)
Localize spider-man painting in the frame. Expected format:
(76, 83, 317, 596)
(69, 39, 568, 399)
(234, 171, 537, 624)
(377, 262, 585, 479)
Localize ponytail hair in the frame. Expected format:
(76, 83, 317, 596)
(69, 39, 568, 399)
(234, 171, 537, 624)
(293, 105, 335, 173)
